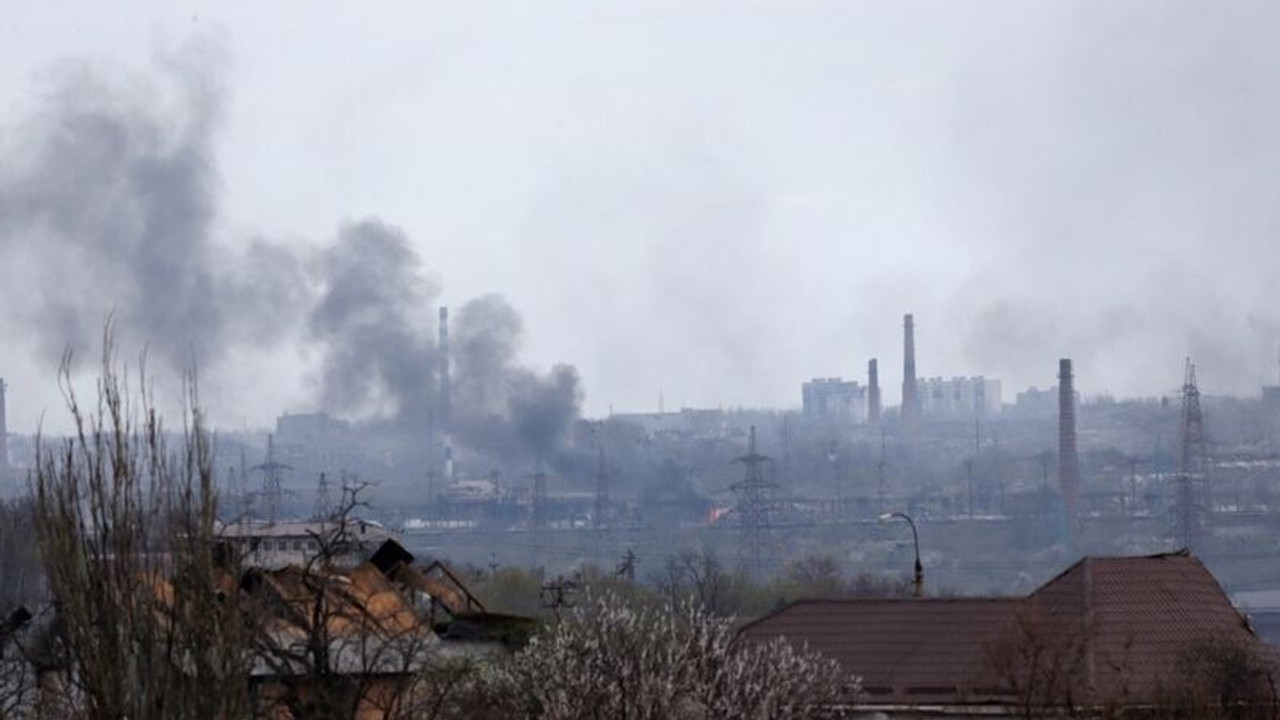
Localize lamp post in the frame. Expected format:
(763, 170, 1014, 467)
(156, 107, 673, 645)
(879, 511, 923, 598)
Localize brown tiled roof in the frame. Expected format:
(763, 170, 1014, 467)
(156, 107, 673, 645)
(738, 552, 1271, 710)
(737, 597, 1018, 704)
(1022, 551, 1259, 704)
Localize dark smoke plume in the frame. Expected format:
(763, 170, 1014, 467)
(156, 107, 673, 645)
(0, 42, 312, 372)
(308, 219, 439, 429)
(452, 294, 584, 467)
(0, 43, 584, 469)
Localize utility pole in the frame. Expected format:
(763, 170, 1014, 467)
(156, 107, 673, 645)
(540, 575, 578, 620)
(732, 426, 776, 577)
(614, 548, 638, 581)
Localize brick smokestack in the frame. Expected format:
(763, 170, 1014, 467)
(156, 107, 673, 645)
(868, 358, 881, 424)
(0, 378, 8, 487)
(1058, 358, 1080, 534)
(901, 314, 919, 437)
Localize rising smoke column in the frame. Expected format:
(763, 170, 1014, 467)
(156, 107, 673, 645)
(0, 41, 315, 374)
(0, 43, 586, 471)
(308, 219, 440, 430)
(451, 294, 584, 469)
(305, 229, 585, 471)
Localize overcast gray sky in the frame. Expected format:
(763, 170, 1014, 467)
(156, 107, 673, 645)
(3, 1, 1280, 432)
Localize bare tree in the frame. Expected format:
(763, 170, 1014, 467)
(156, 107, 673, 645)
(982, 604, 1090, 718)
(245, 482, 441, 720)
(654, 549, 734, 616)
(1165, 636, 1279, 719)
(31, 341, 251, 720)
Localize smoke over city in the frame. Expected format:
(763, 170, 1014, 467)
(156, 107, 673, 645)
(0, 43, 582, 466)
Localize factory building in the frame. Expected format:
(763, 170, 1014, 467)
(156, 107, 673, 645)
(918, 376, 1002, 419)
(801, 378, 868, 424)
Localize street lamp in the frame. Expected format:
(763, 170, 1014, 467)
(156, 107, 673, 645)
(879, 511, 923, 598)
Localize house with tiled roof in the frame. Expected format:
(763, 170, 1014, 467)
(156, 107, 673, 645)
(738, 552, 1279, 718)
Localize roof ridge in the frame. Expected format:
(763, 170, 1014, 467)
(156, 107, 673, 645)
(1076, 550, 1194, 562)
(782, 596, 1018, 605)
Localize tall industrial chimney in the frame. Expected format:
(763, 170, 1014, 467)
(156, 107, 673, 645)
(438, 306, 451, 435)
(1058, 358, 1080, 534)
(438, 307, 452, 487)
(901, 314, 919, 437)
(0, 378, 8, 487)
(868, 358, 881, 424)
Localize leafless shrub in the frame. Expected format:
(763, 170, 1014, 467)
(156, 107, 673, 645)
(1164, 635, 1279, 720)
(31, 337, 251, 720)
(982, 604, 1089, 718)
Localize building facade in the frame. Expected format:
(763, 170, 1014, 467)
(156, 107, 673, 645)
(801, 378, 868, 424)
(918, 376, 1002, 420)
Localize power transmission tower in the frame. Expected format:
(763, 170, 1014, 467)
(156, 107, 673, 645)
(251, 435, 291, 526)
(731, 425, 776, 577)
(314, 472, 332, 522)
(1172, 358, 1210, 550)
(528, 452, 548, 569)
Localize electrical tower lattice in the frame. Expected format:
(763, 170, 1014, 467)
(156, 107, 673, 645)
(1172, 358, 1209, 551)
(251, 435, 292, 526)
(528, 452, 547, 570)
(732, 425, 776, 577)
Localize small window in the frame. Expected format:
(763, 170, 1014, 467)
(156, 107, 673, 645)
(306, 540, 317, 551)
(292, 540, 303, 551)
